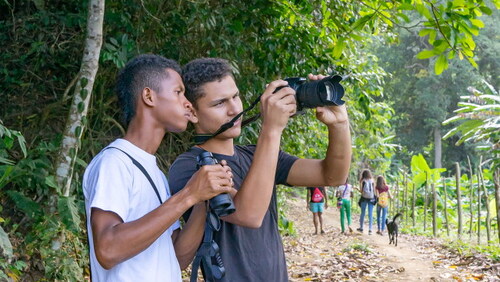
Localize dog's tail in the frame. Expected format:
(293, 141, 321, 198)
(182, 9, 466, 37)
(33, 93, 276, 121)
(392, 213, 402, 223)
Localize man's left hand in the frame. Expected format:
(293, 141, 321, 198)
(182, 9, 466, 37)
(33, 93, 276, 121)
(307, 74, 349, 127)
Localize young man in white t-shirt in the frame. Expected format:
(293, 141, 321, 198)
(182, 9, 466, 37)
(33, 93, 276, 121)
(82, 54, 235, 281)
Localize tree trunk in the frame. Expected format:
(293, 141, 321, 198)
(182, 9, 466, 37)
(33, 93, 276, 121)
(434, 127, 442, 168)
(456, 162, 463, 238)
(54, 0, 105, 197)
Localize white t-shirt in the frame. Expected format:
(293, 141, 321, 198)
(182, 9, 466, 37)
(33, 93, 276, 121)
(337, 184, 352, 199)
(83, 139, 181, 282)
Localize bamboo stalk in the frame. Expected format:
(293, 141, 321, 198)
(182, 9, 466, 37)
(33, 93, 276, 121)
(479, 163, 491, 245)
(467, 156, 474, 240)
(432, 183, 437, 237)
(456, 162, 463, 238)
(477, 157, 482, 244)
(412, 182, 416, 228)
(424, 172, 428, 231)
(443, 177, 450, 237)
(404, 173, 408, 224)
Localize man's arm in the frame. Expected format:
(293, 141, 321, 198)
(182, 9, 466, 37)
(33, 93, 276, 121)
(91, 165, 232, 270)
(286, 74, 351, 187)
(287, 109, 351, 187)
(221, 80, 296, 228)
(171, 161, 233, 270)
(171, 202, 206, 269)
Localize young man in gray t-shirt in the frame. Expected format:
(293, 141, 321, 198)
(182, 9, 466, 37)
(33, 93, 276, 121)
(169, 58, 351, 281)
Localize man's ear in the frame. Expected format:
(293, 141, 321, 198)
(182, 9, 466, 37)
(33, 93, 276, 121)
(188, 105, 199, 124)
(141, 87, 155, 107)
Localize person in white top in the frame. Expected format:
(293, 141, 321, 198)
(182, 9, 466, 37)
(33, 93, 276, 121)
(83, 54, 235, 281)
(336, 178, 353, 234)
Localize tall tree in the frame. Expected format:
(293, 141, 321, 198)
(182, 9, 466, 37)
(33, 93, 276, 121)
(54, 0, 105, 197)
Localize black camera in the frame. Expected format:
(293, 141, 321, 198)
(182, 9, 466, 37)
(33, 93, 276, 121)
(276, 75, 345, 111)
(197, 151, 236, 217)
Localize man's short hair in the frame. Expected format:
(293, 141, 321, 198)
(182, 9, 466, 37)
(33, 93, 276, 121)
(115, 54, 181, 126)
(182, 58, 234, 107)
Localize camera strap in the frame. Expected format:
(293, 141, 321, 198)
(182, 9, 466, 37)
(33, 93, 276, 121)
(190, 211, 225, 282)
(192, 94, 263, 145)
(104, 147, 163, 204)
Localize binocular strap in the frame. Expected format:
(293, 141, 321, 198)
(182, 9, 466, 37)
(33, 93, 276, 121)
(190, 212, 225, 282)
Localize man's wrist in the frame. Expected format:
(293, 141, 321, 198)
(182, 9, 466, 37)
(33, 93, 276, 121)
(259, 124, 284, 139)
(327, 120, 349, 130)
(176, 186, 199, 209)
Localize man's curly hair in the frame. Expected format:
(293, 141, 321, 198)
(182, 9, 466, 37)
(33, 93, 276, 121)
(182, 58, 234, 107)
(115, 54, 181, 127)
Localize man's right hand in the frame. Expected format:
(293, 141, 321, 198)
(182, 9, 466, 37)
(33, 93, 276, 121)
(184, 161, 235, 203)
(260, 80, 297, 134)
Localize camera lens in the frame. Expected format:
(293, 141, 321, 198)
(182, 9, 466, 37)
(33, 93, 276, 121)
(295, 75, 345, 109)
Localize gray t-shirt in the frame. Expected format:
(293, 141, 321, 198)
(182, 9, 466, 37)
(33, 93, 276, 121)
(168, 145, 298, 282)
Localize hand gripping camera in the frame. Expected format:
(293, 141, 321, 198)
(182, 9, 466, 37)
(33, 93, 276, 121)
(197, 151, 236, 217)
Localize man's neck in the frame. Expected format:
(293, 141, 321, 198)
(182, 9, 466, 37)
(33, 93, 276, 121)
(124, 120, 165, 155)
(198, 137, 235, 155)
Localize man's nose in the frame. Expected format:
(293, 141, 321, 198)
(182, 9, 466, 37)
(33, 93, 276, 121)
(227, 99, 240, 116)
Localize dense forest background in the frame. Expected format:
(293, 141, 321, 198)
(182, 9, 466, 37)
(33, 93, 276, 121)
(0, 0, 498, 280)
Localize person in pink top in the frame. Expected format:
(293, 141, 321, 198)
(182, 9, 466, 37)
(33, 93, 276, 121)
(375, 175, 393, 235)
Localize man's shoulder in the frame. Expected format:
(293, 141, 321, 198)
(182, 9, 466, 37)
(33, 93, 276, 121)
(234, 144, 256, 154)
(86, 143, 133, 172)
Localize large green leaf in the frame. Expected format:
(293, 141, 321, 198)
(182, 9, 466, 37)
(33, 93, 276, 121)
(58, 196, 82, 232)
(6, 190, 42, 219)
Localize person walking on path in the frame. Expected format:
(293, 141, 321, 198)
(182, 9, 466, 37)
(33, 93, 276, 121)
(336, 179, 353, 234)
(307, 187, 328, 234)
(357, 169, 376, 234)
(375, 175, 392, 235)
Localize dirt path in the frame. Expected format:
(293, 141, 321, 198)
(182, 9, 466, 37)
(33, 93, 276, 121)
(282, 197, 490, 281)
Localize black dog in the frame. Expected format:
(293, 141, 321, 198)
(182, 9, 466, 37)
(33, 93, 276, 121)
(386, 213, 402, 246)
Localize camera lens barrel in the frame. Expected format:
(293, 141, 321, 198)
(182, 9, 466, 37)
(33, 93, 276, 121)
(197, 151, 236, 217)
(283, 75, 345, 110)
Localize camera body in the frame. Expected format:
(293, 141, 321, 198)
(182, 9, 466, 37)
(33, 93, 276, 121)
(276, 75, 345, 111)
(197, 151, 236, 217)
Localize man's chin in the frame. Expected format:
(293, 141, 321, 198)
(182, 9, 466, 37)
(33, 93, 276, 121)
(169, 123, 188, 133)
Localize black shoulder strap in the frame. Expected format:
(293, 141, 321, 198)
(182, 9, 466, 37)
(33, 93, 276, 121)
(106, 146, 163, 204)
(191, 212, 225, 282)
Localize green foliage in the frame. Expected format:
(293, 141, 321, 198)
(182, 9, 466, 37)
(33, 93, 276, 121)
(443, 239, 500, 262)
(0, 125, 86, 279)
(443, 81, 500, 170)
(25, 217, 87, 280)
(0, 0, 498, 279)
(410, 154, 446, 187)
(342, 241, 372, 253)
(277, 186, 297, 236)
